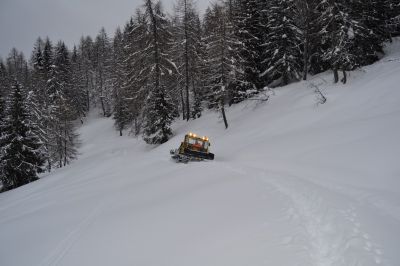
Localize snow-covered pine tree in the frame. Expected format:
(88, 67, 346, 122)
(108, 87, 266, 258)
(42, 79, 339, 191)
(123, 12, 150, 135)
(0, 59, 8, 98)
(203, 3, 237, 129)
(42, 38, 56, 111)
(48, 41, 79, 168)
(112, 27, 130, 136)
(0, 81, 45, 192)
(6, 48, 28, 87)
(387, 0, 400, 37)
(27, 40, 51, 171)
(188, 14, 205, 120)
(70, 45, 89, 121)
(42, 38, 53, 81)
(318, 0, 368, 83)
(171, 0, 204, 120)
(94, 28, 113, 117)
(30, 38, 46, 102)
(170, 13, 186, 120)
(347, 0, 388, 66)
(24, 89, 50, 171)
(54, 96, 79, 167)
(260, 0, 302, 86)
(0, 95, 4, 124)
(0, 81, 5, 124)
(0, 61, 5, 188)
(78, 36, 95, 112)
(294, 0, 320, 80)
(233, 0, 267, 97)
(28, 38, 54, 172)
(141, 0, 178, 144)
(142, 85, 176, 144)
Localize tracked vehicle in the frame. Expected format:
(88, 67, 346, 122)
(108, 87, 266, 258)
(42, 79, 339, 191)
(170, 133, 215, 163)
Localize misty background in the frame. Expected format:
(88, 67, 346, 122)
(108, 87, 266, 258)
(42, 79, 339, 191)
(0, 0, 210, 59)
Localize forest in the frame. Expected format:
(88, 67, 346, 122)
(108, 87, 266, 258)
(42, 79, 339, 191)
(0, 0, 399, 192)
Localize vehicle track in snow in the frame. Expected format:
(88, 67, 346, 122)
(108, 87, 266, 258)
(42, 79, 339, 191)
(39, 203, 105, 266)
(220, 162, 385, 266)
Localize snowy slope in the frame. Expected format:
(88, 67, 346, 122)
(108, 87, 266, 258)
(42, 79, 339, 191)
(1, 39, 400, 266)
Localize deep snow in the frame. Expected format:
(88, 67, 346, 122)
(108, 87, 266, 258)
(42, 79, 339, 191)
(1, 39, 400, 266)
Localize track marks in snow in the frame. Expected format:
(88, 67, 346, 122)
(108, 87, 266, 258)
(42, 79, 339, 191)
(262, 174, 345, 266)
(262, 171, 386, 266)
(341, 206, 384, 265)
(40, 203, 104, 266)
(223, 162, 386, 266)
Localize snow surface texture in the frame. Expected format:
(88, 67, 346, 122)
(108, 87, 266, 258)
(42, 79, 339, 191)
(1, 39, 400, 266)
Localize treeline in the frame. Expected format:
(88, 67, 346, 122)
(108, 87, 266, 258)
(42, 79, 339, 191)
(0, 0, 399, 191)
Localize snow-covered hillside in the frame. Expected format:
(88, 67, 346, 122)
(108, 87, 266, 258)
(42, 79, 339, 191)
(1, 39, 400, 266)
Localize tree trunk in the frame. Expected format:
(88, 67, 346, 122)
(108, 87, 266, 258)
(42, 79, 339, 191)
(146, 0, 161, 91)
(184, 0, 190, 121)
(333, 67, 339, 83)
(100, 96, 106, 117)
(99, 69, 106, 116)
(64, 124, 67, 167)
(191, 76, 197, 119)
(86, 70, 90, 111)
(46, 143, 51, 172)
(221, 103, 229, 129)
(283, 73, 289, 86)
(134, 117, 140, 136)
(180, 86, 186, 120)
(303, 29, 309, 81)
(341, 69, 347, 84)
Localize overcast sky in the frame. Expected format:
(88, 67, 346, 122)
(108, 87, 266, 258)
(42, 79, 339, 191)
(0, 0, 211, 60)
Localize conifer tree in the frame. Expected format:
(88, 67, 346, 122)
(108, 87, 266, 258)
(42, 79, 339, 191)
(94, 28, 113, 117)
(48, 42, 79, 168)
(141, 0, 178, 143)
(70, 45, 89, 121)
(387, 0, 400, 37)
(318, 0, 370, 83)
(294, 0, 320, 80)
(172, 0, 204, 120)
(24, 89, 50, 171)
(261, 0, 302, 86)
(0, 85, 5, 124)
(78, 36, 95, 111)
(203, 3, 237, 129)
(42, 38, 53, 81)
(30, 38, 46, 98)
(0, 59, 8, 97)
(142, 85, 176, 144)
(348, 0, 387, 66)
(6, 48, 28, 86)
(234, 0, 267, 95)
(0, 81, 44, 192)
(112, 27, 130, 136)
(123, 12, 149, 134)
(28, 39, 53, 171)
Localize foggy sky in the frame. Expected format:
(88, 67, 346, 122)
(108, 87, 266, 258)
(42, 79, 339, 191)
(0, 0, 211, 60)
